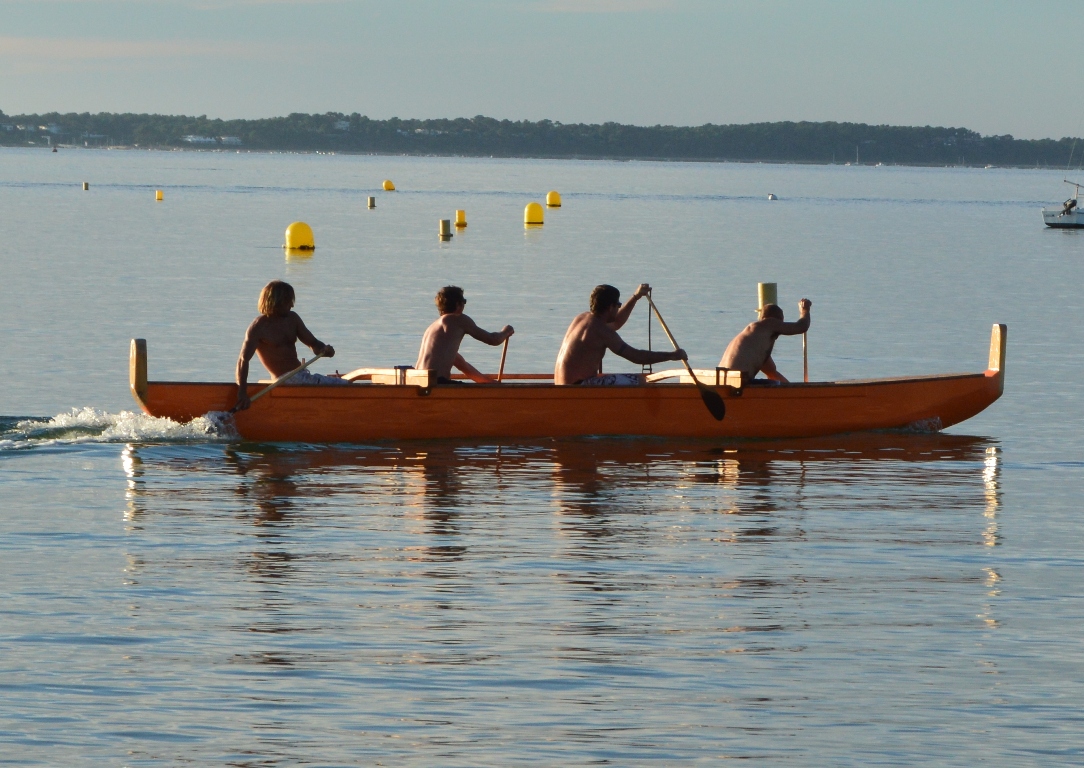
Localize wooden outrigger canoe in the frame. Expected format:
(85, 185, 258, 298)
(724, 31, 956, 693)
(128, 324, 1006, 442)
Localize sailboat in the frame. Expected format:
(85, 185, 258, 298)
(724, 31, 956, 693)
(1043, 179, 1084, 228)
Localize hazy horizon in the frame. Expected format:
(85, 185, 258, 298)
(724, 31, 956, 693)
(0, 1, 1076, 141)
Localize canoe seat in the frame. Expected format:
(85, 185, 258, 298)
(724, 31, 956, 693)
(646, 368, 742, 387)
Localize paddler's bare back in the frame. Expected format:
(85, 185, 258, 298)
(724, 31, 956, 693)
(243, 312, 328, 378)
(555, 312, 621, 385)
(719, 321, 777, 374)
(416, 314, 473, 379)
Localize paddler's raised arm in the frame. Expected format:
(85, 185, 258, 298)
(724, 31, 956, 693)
(463, 315, 514, 346)
(605, 327, 686, 366)
(294, 313, 335, 358)
(608, 283, 651, 330)
(765, 298, 812, 336)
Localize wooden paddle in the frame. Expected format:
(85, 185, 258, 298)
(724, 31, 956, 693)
(230, 351, 328, 413)
(646, 297, 725, 421)
(803, 332, 809, 383)
(497, 338, 509, 383)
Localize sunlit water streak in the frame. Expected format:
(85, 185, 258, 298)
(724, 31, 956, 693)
(1, 150, 1083, 765)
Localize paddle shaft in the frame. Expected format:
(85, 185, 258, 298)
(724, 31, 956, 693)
(646, 297, 725, 421)
(803, 333, 808, 383)
(232, 351, 327, 413)
(497, 338, 509, 383)
(646, 297, 697, 381)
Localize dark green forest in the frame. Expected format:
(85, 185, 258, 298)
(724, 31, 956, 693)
(2, 110, 1081, 167)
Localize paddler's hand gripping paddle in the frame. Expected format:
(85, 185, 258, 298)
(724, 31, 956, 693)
(230, 351, 329, 414)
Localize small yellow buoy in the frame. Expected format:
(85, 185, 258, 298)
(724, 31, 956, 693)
(82, 182, 89, 191)
(455, 209, 467, 228)
(757, 282, 778, 312)
(524, 202, 544, 226)
(155, 190, 163, 201)
(284, 221, 315, 251)
(367, 196, 376, 209)
(383, 180, 395, 191)
(439, 219, 453, 240)
(546, 190, 562, 208)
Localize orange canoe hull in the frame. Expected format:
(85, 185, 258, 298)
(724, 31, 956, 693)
(129, 325, 1007, 442)
(132, 371, 1001, 442)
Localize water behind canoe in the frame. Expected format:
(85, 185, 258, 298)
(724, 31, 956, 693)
(1, 150, 1082, 764)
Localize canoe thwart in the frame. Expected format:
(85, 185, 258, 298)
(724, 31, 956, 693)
(646, 368, 742, 387)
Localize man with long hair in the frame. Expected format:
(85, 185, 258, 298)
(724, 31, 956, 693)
(233, 280, 340, 411)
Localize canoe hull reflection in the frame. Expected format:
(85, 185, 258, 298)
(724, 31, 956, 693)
(129, 325, 1006, 442)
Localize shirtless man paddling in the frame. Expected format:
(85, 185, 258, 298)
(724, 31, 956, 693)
(719, 299, 811, 384)
(555, 283, 686, 385)
(234, 280, 338, 411)
(416, 286, 514, 384)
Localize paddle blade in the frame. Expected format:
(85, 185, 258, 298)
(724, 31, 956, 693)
(696, 383, 727, 421)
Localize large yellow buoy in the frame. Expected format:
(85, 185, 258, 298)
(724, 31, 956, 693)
(455, 209, 467, 228)
(546, 190, 562, 207)
(383, 180, 395, 191)
(155, 190, 163, 201)
(524, 202, 544, 226)
(284, 221, 315, 251)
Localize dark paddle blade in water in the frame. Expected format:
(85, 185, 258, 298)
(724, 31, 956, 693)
(696, 382, 726, 420)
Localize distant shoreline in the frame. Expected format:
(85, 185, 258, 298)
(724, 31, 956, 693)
(11, 143, 1073, 171)
(3, 112, 1081, 169)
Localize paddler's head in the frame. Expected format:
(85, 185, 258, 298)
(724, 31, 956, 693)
(759, 303, 784, 338)
(436, 285, 466, 315)
(590, 284, 622, 321)
(259, 280, 295, 318)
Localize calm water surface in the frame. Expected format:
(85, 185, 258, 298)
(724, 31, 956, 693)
(1, 149, 1082, 765)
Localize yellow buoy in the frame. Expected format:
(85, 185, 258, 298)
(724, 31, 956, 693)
(455, 209, 467, 228)
(757, 282, 778, 312)
(524, 202, 544, 226)
(155, 190, 163, 201)
(383, 180, 395, 191)
(546, 190, 562, 207)
(284, 221, 315, 251)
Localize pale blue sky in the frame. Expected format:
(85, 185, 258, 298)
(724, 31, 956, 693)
(0, 0, 1075, 139)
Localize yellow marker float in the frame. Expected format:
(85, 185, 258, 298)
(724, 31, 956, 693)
(284, 221, 315, 251)
(524, 202, 544, 227)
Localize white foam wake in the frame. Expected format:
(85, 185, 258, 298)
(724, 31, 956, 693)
(0, 407, 238, 451)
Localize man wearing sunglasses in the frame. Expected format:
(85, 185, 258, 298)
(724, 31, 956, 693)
(416, 285, 515, 384)
(555, 283, 685, 385)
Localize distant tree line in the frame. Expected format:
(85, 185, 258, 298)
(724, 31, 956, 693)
(1, 109, 1081, 167)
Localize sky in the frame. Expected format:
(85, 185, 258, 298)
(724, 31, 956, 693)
(0, 0, 1076, 139)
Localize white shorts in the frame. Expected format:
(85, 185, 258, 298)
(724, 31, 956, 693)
(576, 373, 644, 386)
(289, 370, 353, 386)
